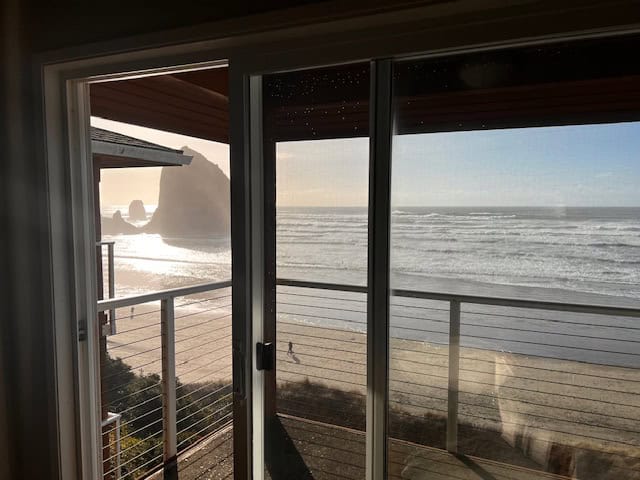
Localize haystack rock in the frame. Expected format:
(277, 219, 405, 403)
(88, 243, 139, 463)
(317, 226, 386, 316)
(128, 200, 147, 221)
(145, 146, 230, 237)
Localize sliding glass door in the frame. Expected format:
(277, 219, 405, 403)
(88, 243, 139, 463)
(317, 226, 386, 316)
(387, 36, 640, 479)
(258, 63, 371, 479)
(242, 33, 640, 480)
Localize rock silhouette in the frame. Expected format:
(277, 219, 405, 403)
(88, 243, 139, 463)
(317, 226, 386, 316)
(101, 146, 229, 238)
(128, 200, 147, 221)
(101, 210, 139, 235)
(144, 146, 230, 238)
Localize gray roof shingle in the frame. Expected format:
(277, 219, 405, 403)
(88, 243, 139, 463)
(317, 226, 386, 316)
(91, 126, 183, 154)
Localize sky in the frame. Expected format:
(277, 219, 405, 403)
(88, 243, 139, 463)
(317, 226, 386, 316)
(93, 117, 230, 206)
(94, 117, 640, 207)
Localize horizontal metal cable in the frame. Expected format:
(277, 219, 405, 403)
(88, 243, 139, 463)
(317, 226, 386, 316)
(277, 279, 367, 294)
(390, 356, 640, 397)
(108, 332, 161, 352)
(177, 414, 233, 449)
(391, 375, 640, 432)
(461, 320, 640, 343)
(176, 358, 232, 384)
(174, 304, 232, 322)
(116, 393, 162, 417)
(278, 301, 366, 314)
(282, 305, 638, 344)
(105, 404, 163, 438)
(278, 321, 366, 337)
(177, 382, 233, 411)
(176, 293, 232, 309)
(177, 395, 233, 428)
(176, 369, 232, 394)
(175, 342, 232, 369)
(390, 302, 449, 312)
(178, 402, 233, 435)
(278, 370, 364, 388)
(104, 417, 162, 451)
(277, 349, 366, 367)
(275, 338, 363, 356)
(104, 425, 163, 462)
(390, 379, 640, 418)
(456, 351, 640, 377)
(174, 311, 232, 334)
(175, 324, 232, 346)
(393, 372, 584, 410)
(389, 315, 640, 345)
(278, 353, 640, 413)
(278, 290, 367, 304)
(390, 312, 447, 324)
(175, 354, 232, 381)
(394, 394, 640, 448)
(112, 319, 160, 335)
(461, 306, 640, 331)
(176, 377, 232, 403)
(98, 279, 231, 312)
(278, 310, 367, 328)
(390, 340, 640, 369)
(278, 359, 364, 379)
(175, 332, 232, 357)
(277, 326, 366, 345)
(105, 380, 161, 406)
(105, 344, 162, 364)
(104, 437, 161, 476)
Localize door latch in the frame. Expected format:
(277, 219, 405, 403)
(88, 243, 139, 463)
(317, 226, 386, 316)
(256, 342, 274, 371)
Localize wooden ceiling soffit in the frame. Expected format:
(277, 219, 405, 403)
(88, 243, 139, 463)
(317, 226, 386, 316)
(90, 74, 229, 143)
(265, 75, 640, 142)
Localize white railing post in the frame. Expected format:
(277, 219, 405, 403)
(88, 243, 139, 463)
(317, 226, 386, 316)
(447, 299, 461, 453)
(113, 414, 122, 480)
(101, 412, 122, 479)
(107, 242, 116, 335)
(161, 297, 177, 478)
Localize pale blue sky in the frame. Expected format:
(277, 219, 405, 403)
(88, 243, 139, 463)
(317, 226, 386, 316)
(95, 117, 640, 208)
(278, 121, 640, 207)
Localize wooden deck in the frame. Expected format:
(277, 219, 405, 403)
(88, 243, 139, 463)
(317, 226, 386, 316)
(176, 414, 578, 480)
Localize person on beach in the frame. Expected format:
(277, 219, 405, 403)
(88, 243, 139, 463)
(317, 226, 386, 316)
(287, 341, 294, 356)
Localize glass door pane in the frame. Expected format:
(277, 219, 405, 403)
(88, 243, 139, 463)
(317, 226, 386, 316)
(261, 63, 370, 479)
(389, 37, 640, 479)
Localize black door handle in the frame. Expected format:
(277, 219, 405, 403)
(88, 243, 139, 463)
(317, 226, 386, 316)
(256, 342, 274, 371)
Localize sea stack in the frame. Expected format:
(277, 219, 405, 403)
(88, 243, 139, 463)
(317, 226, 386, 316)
(128, 200, 147, 221)
(145, 146, 230, 238)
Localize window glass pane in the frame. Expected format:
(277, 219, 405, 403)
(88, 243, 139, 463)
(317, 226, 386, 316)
(389, 38, 640, 479)
(263, 63, 370, 479)
(90, 65, 233, 479)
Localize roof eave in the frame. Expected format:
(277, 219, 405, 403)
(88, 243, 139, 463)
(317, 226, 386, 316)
(91, 140, 192, 168)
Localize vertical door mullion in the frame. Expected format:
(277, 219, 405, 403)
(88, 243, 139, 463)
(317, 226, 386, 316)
(229, 64, 253, 480)
(249, 74, 266, 480)
(366, 59, 394, 480)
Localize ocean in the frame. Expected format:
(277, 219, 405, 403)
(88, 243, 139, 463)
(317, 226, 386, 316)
(102, 205, 640, 367)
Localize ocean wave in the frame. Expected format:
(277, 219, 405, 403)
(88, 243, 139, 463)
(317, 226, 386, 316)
(589, 242, 640, 248)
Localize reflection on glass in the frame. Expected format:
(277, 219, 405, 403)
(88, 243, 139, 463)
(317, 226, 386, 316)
(264, 63, 370, 479)
(389, 44, 640, 479)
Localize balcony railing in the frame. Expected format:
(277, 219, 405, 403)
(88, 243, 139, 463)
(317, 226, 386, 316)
(97, 277, 640, 479)
(275, 279, 640, 478)
(97, 280, 233, 479)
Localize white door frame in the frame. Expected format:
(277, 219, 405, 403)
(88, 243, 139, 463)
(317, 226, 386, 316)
(39, 2, 640, 479)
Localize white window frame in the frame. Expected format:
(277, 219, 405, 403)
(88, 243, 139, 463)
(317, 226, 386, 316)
(39, 2, 640, 479)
